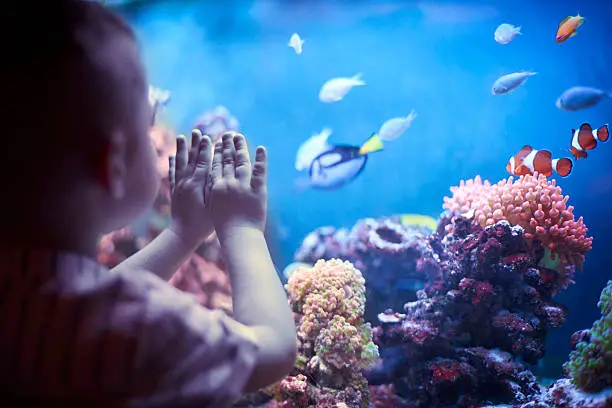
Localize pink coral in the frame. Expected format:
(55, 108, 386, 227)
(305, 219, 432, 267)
(443, 173, 592, 269)
(168, 253, 232, 314)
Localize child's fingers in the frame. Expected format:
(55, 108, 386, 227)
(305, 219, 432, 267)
(174, 135, 188, 181)
(233, 134, 251, 181)
(168, 155, 176, 193)
(221, 132, 236, 179)
(250, 146, 267, 191)
(187, 129, 203, 175)
(210, 141, 223, 183)
(192, 135, 212, 184)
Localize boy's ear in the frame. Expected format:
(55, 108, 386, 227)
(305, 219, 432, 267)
(97, 131, 128, 200)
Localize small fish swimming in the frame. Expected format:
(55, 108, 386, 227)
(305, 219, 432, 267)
(295, 127, 333, 171)
(378, 110, 417, 141)
(298, 133, 384, 190)
(288, 33, 304, 55)
(556, 14, 585, 43)
(555, 86, 611, 111)
(506, 145, 573, 178)
(148, 85, 171, 108)
(494, 23, 522, 44)
(568, 123, 609, 160)
(399, 214, 438, 232)
(492, 71, 536, 95)
(148, 86, 171, 125)
(318, 73, 365, 103)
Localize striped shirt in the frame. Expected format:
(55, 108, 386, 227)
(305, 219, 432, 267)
(0, 248, 258, 407)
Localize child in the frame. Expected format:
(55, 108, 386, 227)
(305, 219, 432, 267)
(0, 1, 296, 406)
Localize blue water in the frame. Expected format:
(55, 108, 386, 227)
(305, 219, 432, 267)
(117, 0, 611, 372)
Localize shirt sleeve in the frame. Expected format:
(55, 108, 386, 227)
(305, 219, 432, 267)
(127, 272, 259, 408)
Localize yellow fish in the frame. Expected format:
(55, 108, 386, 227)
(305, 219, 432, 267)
(399, 214, 438, 232)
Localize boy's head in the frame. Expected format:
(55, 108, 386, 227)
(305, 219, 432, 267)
(0, 0, 159, 236)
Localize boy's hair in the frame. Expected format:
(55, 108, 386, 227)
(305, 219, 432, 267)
(0, 0, 140, 188)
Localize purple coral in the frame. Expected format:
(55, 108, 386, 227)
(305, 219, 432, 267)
(294, 216, 441, 322)
(368, 216, 573, 406)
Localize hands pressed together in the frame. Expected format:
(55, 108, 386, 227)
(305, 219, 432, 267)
(168, 129, 268, 246)
(165, 129, 297, 392)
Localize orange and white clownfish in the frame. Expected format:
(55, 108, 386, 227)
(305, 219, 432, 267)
(569, 123, 609, 159)
(506, 145, 573, 178)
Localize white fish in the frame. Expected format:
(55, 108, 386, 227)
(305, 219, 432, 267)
(318, 73, 365, 103)
(494, 23, 521, 44)
(288, 33, 304, 55)
(556, 86, 611, 111)
(295, 128, 333, 171)
(378, 110, 417, 141)
(148, 85, 171, 108)
(492, 71, 536, 95)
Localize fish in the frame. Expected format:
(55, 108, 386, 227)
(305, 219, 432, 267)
(288, 33, 304, 55)
(298, 133, 384, 190)
(148, 86, 171, 125)
(378, 110, 417, 141)
(148, 85, 171, 108)
(494, 23, 522, 44)
(399, 214, 438, 232)
(492, 71, 536, 95)
(506, 145, 573, 178)
(556, 14, 585, 43)
(555, 86, 611, 111)
(282, 262, 312, 280)
(295, 127, 333, 171)
(318, 73, 365, 103)
(568, 123, 609, 159)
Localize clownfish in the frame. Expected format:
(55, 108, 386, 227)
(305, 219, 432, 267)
(569, 123, 609, 160)
(506, 145, 573, 178)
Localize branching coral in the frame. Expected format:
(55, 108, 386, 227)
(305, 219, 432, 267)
(442, 173, 592, 269)
(564, 280, 612, 393)
(269, 259, 379, 407)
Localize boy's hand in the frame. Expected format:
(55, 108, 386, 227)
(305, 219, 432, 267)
(208, 131, 268, 236)
(169, 129, 215, 246)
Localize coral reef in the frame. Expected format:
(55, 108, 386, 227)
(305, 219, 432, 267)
(294, 216, 440, 322)
(442, 173, 592, 269)
(367, 215, 573, 407)
(97, 227, 144, 268)
(168, 252, 233, 314)
(264, 259, 379, 408)
(496, 378, 612, 407)
(564, 280, 612, 393)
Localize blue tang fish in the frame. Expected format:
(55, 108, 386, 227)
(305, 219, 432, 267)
(299, 133, 384, 190)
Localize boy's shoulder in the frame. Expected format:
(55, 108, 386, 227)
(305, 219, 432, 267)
(0, 249, 259, 403)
